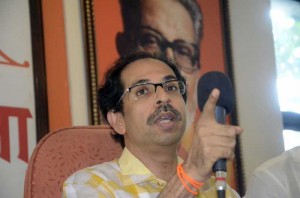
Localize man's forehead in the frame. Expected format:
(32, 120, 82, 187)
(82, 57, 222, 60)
(124, 58, 172, 72)
(121, 58, 176, 85)
(139, 0, 196, 43)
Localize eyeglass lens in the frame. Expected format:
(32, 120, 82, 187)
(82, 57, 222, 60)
(137, 27, 199, 73)
(128, 80, 185, 101)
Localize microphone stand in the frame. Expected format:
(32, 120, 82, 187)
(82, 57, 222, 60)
(215, 165, 226, 198)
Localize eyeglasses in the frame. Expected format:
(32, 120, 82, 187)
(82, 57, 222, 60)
(136, 26, 199, 74)
(117, 79, 186, 105)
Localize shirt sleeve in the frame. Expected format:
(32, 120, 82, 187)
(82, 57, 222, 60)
(244, 169, 285, 198)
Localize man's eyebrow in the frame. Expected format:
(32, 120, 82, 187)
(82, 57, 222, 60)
(164, 75, 177, 81)
(130, 79, 149, 87)
(141, 25, 197, 46)
(129, 75, 177, 87)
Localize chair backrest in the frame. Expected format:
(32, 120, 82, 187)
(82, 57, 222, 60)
(24, 125, 123, 198)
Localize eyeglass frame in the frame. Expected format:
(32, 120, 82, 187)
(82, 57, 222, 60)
(130, 25, 200, 74)
(116, 79, 186, 105)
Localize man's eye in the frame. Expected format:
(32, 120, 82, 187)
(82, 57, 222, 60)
(134, 86, 150, 96)
(140, 33, 160, 48)
(175, 45, 193, 57)
(165, 84, 178, 92)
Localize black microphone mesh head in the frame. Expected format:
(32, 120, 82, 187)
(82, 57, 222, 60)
(197, 71, 234, 114)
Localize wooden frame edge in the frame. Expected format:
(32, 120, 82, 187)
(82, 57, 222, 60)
(29, 0, 49, 142)
(81, 0, 100, 125)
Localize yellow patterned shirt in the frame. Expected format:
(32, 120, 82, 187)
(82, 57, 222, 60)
(63, 148, 240, 198)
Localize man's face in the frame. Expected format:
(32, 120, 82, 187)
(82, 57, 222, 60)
(137, 0, 199, 126)
(119, 58, 186, 150)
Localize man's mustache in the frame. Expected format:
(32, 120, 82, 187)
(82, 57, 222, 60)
(147, 104, 181, 125)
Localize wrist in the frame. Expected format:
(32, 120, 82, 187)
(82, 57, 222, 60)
(182, 163, 210, 182)
(177, 163, 204, 196)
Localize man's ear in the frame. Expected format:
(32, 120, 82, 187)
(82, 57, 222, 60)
(116, 32, 134, 56)
(107, 111, 126, 135)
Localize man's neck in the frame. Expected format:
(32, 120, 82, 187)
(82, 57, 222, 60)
(126, 144, 179, 181)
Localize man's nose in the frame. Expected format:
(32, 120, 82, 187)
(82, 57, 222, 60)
(165, 47, 175, 60)
(154, 86, 171, 106)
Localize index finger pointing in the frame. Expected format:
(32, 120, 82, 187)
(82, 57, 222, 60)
(200, 88, 220, 121)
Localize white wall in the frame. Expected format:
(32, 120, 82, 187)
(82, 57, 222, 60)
(0, 0, 37, 197)
(228, 0, 285, 185)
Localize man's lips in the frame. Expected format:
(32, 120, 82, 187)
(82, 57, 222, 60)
(154, 112, 177, 124)
(147, 104, 181, 126)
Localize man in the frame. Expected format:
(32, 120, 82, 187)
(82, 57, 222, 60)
(115, 0, 203, 154)
(245, 146, 300, 198)
(63, 53, 243, 197)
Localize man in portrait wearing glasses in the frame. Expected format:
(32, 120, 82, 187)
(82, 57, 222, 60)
(63, 52, 242, 197)
(115, 0, 203, 156)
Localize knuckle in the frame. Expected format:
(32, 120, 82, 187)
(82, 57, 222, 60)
(226, 126, 239, 137)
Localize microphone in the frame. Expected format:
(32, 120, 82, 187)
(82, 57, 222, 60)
(197, 71, 234, 198)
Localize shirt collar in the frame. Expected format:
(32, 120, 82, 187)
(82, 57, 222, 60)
(119, 147, 152, 175)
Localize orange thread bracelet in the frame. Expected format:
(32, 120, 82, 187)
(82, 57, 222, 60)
(177, 163, 204, 195)
(178, 164, 203, 188)
(178, 172, 198, 195)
